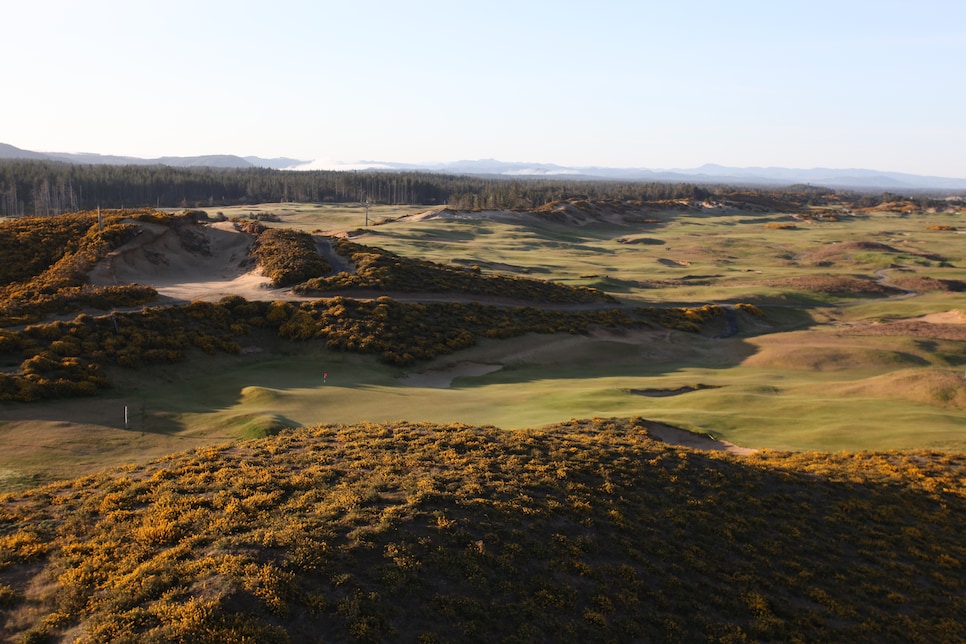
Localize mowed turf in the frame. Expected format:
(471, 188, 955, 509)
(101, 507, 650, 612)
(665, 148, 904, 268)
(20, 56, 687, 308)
(1, 202, 964, 489)
(4, 318, 965, 489)
(194, 202, 427, 234)
(346, 206, 964, 306)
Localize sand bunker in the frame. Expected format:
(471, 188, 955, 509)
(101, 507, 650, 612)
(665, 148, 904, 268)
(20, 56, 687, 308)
(658, 258, 691, 267)
(645, 421, 755, 455)
(631, 385, 719, 397)
(400, 362, 503, 388)
(915, 310, 966, 325)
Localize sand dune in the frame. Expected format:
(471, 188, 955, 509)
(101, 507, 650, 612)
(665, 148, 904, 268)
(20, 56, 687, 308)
(90, 220, 302, 302)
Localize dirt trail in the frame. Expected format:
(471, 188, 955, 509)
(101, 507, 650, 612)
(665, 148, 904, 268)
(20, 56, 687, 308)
(872, 268, 919, 301)
(314, 237, 355, 275)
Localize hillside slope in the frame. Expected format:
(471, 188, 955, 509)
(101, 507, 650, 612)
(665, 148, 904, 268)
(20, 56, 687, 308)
(1, 418, 963, 642)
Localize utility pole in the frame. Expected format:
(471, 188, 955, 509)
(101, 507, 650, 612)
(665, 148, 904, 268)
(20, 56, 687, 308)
(364, 198, 370, 227)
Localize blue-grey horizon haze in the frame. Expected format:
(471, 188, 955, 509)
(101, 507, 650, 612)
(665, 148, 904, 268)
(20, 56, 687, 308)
(4, 0, 965, 177)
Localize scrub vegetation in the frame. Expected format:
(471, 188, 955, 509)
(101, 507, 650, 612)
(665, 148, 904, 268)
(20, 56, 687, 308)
(0, 295, 723, 401)
(1, 418, 963, 642)
(0, 180, 965, 640)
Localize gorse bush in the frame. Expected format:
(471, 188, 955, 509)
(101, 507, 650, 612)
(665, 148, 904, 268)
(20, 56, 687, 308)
(0, 210, 173, 326)
(251, 227, 332, 287)
(0, 295, 729, 400)
(0, 418, 962, 641)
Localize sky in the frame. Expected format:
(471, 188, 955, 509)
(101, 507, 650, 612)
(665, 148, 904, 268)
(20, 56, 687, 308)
(4, 0, 966, 177)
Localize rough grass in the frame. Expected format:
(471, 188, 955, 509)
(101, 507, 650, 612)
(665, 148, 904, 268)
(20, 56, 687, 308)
(2, 203, 965, 486)
(4, 306, 966, 491)
(1, 201, 965, 640)
(833, 368, 966, 411)
(758, 274, 902, 297)
(192, 202, 428, 234)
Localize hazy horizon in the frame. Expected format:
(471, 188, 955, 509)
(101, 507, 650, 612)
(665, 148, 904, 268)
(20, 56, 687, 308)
(4, 1, 964, 177)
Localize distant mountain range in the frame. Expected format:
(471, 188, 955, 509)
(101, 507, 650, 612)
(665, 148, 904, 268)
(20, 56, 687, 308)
(3, 143, 965, 191)
(0, 143, 305, 170)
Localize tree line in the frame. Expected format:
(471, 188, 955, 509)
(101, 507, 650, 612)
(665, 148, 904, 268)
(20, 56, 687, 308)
(0, 160, 713, 216)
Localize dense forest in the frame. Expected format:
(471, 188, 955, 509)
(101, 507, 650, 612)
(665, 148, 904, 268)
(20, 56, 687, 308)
(0, 159, 796, 215)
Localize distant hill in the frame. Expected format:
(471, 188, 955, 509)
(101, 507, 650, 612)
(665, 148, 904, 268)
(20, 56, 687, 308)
(0, 142, 47, 161)
(3, 142, 965, 189)
(347, 159, 966, 191)
(0, 143, 307, 170)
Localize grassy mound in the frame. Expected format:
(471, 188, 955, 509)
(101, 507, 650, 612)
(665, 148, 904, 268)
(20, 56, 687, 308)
(1, 418, 962, 642)
(806, 241, 901, 261)
(889, 275, 966, 292)
(760, 275, 901, 297)
(834, 368, 966, 411)
(295, 240, 615, 304)
(742, 344, 929, 371)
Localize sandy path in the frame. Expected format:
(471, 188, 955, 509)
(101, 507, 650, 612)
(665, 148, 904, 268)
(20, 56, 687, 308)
(315, 237, 355, 275)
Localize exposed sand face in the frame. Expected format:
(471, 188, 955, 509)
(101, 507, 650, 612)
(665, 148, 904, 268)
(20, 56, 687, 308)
(90, 220, 303, 302)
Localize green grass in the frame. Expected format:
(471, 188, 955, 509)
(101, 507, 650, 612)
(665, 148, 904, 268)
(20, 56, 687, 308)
(193, 202, 427, 233)
(2, 200, 966, 641)
(4, 316, 964, 491)
(1, 203, 965, 489)
(350, 209, 965, 306)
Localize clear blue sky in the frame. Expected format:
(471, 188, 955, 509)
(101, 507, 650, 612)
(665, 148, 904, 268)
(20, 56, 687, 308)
(4, 0, 965, 176)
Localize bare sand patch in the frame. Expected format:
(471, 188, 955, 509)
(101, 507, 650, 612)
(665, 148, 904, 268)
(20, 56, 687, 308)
(645, 421, 756, 455)
(916, 310, 966, 324)
(90, 220, 306, 302)
(400, 362, 503, 389)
